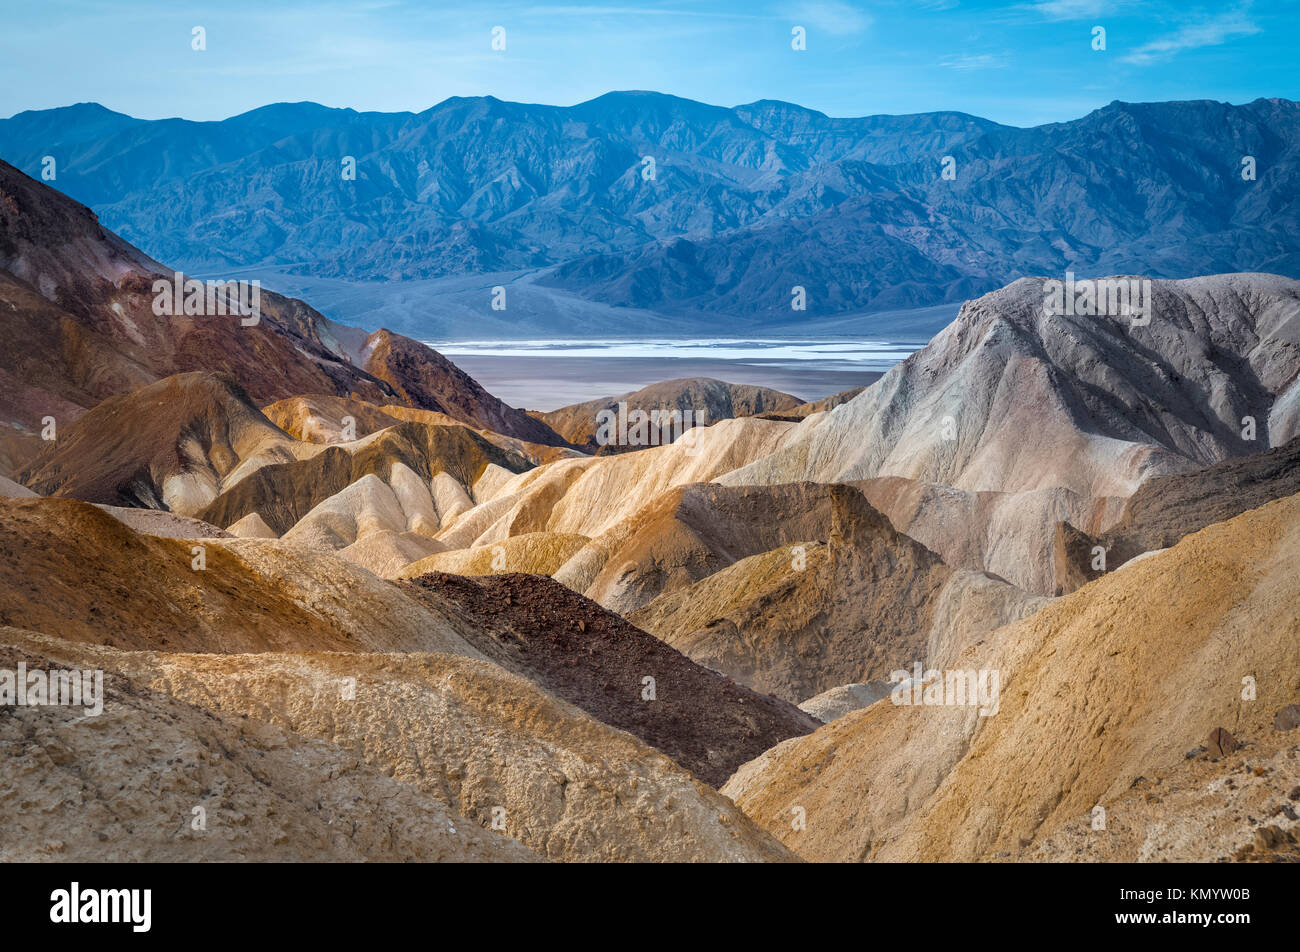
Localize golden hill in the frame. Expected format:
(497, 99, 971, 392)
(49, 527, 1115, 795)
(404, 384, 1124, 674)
(0, 496, 482, 656)
(721, 492, 1300, 861)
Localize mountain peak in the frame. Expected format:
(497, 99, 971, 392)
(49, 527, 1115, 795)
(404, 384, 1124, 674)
(736, 98, 828, 118)
(6, 100, 128, 120)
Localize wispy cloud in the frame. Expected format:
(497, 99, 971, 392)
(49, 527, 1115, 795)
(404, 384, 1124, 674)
(939, 52, 1009, 70)
(787, 1, 873, 36)
(1122, 11, 1261, 64)
(523, 4, 765, 18)
(1025, 0, 1117, 21)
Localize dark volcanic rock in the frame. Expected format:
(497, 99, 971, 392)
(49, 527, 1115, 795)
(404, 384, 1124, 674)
(1208, 727, 1242, 758)
(1275, 705, 1300, 732)
(397, 571, 820, 786)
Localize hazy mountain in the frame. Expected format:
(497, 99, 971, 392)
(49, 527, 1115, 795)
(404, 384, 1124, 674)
(2, 94, 1297, 332)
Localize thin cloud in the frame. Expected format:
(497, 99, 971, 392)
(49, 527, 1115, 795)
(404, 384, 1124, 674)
(523, 4, 766, 17)
(939, 52, 1010, 70)
(787, 1, 874, 36)
(1122, 11, 1261, 64)
(1025, 0, 1117, 20)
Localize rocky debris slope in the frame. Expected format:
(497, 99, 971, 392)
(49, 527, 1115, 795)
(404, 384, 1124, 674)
(397, 572, 819, 786)
(0, 635, 537, 862)
(1030, 725, 1300, 862)
(0, 474, 36, 497)
(7, 630, 797, 862)
(534, 377, 802, 450)
(95, 504, 231, 539)
(1054, 434, 1300, 594)
(0, 497, 482, 656)
(722, 492, 1300, 862)
(0, 426, 40, 478)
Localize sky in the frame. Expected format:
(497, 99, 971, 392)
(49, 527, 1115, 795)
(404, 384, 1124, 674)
(1, 0, 1295, 127)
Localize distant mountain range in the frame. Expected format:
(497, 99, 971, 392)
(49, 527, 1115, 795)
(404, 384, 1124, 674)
(2, 93, 1297, 334)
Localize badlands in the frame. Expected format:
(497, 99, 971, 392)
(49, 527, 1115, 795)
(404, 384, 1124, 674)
(2, 157, 1299, 862)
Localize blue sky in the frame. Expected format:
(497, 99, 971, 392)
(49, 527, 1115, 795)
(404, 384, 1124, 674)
(1, 0, 1295, 126)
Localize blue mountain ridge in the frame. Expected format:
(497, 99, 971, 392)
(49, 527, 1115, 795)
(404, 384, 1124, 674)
(2, 92, 1296, 334)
